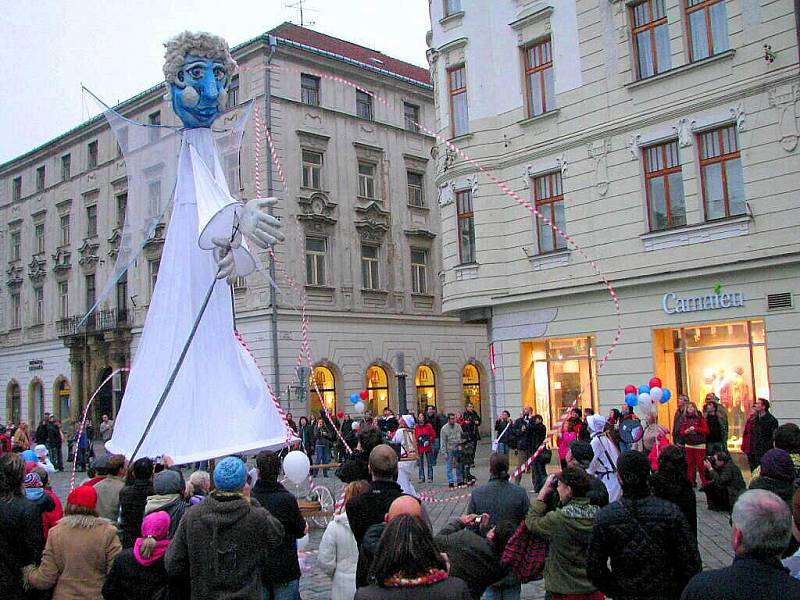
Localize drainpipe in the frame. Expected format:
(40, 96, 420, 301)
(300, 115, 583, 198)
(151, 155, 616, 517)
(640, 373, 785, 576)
(265, 35, 281, 396)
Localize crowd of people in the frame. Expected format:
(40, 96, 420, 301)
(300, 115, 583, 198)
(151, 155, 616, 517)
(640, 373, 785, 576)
(1, 392, 799, 599)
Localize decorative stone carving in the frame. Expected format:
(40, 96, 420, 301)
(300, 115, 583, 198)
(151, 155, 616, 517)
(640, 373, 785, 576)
(28, 256, 47, 283)
(628, 134, 642, 160)
(434, 145, 457, 175)
(142, 223, 166, 259)
(77, 238, 101, 268)
(587, 138, 611, 196)
(354, 202, 390, 242)
(107, 228, 122, 259)
(52, 248, 72, 274)
(555, 152, 568, 177)
(437, 181, 456, 207)
(674, 118, 695, 148)
(297, 192, 338, 231)
(730, 102, 746, 132)
(522, 166, 531, 189)
(768, 85, 799, 152)
(466, 174, 479, 197)
(5, 263, 23, 288)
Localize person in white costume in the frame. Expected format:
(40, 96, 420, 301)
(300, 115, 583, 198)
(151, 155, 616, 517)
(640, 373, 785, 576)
(104, 32, 289, 463)
(391, 415, 418, 496)
(587, 414, 622, 503)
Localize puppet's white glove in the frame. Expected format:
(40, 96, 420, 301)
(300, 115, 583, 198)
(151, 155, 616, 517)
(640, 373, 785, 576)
(238, 197, 284, 248)
(212, 232, 242, 285)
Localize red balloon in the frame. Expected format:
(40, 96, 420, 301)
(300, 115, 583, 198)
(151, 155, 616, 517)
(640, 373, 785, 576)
(649, 377, 662, 389)
(624, 384, 637, 395)
(359, 389, 369, 400)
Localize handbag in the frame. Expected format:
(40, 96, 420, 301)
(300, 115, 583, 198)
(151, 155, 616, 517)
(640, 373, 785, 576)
(500, 520, 548, 583)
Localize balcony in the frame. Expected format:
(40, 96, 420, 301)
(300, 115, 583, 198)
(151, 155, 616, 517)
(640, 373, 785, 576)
(57, 308, 132, 337)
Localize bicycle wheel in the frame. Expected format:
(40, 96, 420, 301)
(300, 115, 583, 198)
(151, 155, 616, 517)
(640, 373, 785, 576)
(309, 484, 334, 528)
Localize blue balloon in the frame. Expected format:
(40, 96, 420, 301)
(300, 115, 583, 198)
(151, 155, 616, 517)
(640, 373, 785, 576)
(349, 392, 360, 404)
(625, 392, 638, 407)
(638, 384, 651, 395)
(661, 388, 672, 404)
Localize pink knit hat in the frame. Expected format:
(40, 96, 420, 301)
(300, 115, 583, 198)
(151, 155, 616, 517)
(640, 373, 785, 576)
(141, 510, 171, 540)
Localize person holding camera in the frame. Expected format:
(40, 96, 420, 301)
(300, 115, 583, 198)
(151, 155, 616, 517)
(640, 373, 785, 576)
(702, 450, 746, 513)
(525, 467, 602, 600)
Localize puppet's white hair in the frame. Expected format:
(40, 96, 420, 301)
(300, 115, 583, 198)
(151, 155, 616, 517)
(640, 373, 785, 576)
(163, 31, 237, 85)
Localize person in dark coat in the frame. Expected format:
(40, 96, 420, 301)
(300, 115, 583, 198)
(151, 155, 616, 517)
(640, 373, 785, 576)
(587, 450, 701, 600)
(467, 453, 530, 527)
(144, 468, 189, 539)
(336, 428, 383, 484)
(701, 450, 746, 513)
(751, 398, 779, 468)
(0, 453, 45, 599)
(346, 444, 404, 588)
(512, 408, 534, 485)
(565, 440, 609, 507)
(749, 448, 797, 506)
(650, 445, 698, 540)
(119, 457, 155, 548)
(250, 450, 307, 599)
(681, 489, 800, 599)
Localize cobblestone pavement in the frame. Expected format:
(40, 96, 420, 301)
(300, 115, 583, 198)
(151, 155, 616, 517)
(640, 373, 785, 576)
(49, 442, 735, 599)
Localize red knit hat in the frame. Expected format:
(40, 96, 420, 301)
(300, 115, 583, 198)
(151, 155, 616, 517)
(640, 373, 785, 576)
(67, 485, 97, 510)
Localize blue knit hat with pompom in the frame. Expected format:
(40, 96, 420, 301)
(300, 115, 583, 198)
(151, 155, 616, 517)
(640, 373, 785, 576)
(213, 456, 247, 492)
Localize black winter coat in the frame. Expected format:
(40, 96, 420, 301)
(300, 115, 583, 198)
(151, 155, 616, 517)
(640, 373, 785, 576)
(250, 479, 306, 585)
(102, 550, 175, 600)
(0, 494, 44, 600)
(119, 480, 155, 548)
(749, 475, 796, 506)
(752, 412, 779, 462)
(650, 472, 698, 541)
(336, 450, 370, 483)
(587, 495, 701, 600)
(355, 576, 473, 600)
(681, 555, 800, 599)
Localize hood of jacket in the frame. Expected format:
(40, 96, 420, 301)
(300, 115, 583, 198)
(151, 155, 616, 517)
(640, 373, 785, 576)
(57, 514, 110, 529)
(203, 492, 254, 526)
(145, 493, 181, 514)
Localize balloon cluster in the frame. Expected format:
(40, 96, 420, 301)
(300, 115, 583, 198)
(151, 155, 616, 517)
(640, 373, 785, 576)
(623, 377, 672, 415)
(348, 389, 369, 414)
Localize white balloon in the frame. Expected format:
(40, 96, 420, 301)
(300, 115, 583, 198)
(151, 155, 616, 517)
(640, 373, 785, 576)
(650, 387, 663, 403)
(283, 450, 311, 484)
(352, 420, 361, 431)
(354, 401, 366, 413)
(638, 392, 651, 404)
(297, 533, 309, 552)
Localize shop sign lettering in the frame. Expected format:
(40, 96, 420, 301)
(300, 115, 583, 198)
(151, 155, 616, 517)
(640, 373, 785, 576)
(662, 291, 745, 314)
(28, 359, 44, 371)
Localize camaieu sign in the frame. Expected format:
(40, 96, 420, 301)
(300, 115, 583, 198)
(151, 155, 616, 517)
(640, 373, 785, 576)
(662, 290, 744, 314)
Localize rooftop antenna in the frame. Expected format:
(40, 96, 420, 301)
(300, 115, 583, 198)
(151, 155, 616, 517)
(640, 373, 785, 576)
(285, 0, 316, 27)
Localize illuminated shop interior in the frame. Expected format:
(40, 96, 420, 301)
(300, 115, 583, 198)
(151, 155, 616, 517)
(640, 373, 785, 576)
(462, 364, 481, 417)
(415, 365, 436, 413)
(366, 365, 389, 415)
(309, 365, 336, 416)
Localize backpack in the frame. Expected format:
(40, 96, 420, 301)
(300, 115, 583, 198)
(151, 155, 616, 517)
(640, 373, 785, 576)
(500, 520, 548, 583)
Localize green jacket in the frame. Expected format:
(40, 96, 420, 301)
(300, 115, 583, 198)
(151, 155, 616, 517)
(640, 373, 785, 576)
(525, 497, 599, 595)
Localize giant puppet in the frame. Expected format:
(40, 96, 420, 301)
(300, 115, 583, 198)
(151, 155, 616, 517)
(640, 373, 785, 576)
(102, 32, 289, 463)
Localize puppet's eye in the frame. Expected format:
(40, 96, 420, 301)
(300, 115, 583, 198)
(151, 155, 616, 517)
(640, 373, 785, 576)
(188, 66, 204, 79)
(213, 66, 226, 81)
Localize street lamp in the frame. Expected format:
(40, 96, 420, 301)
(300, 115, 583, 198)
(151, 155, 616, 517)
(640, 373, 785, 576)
(395, 352, 407, 415)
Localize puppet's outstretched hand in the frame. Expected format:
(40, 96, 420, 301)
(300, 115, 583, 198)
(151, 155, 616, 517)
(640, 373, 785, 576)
(212, 232, 242, 285)
(238, 197, 284, 249)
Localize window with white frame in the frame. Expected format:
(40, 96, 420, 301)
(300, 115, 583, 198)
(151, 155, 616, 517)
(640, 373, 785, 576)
(10, 231, 21, 261)
(226, 75, 239, 109)
(86, 205, 97, 237)
(34, 224, 45, 254)
(148, 180, 161, 217)
(644, 140, 686, 231)
(301, 74, 320, 106)
(448, 66, 469, 137)
(148, 259, 160, 295)
(85, 274, 96, 311)
(36, 166, 45, 192)
(407, 171, 424, 207)
(12, 177, 21, 202)
(685, 0, 729, 62)
(524, 40, 555, 117)
(59, 281, 69, 319)
(698, 125, 745, 220)
(116, 193, 127, 228)
(631, 0, 671, 79)
(444, 0, 462, 16)
(33, 286, 44, 325)
(302, 150, 323, 190)
(361, 245, 380, 290)
(305, 237, 327, 286)
(534, 171, 567, 253)
(358, 162, 376, 199)
(60, 215, 70, 246)
(10, 293, 20, 328)
(88, 140, 98, 169)
(61, 154, 71, 181)
(233, 275, 247, 292)
(404, 102, 420, 132)
(411, 248, 428, 294)
(356, 90, 373, 120)
(456, 189, 476, 264)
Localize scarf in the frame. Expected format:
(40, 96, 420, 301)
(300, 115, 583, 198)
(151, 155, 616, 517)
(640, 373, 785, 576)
(133, 537, 170, 567)
(383, 568, 448, 588)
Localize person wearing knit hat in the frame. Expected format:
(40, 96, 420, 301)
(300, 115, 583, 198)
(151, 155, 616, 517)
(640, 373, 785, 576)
(749, 448, 797, 506)
(566, 440, 608, 508)
(32, 466, 63, 540)
(213, 455, 248, 492)
(24, 472, 44, 500)
(102, 511, 175, 599)
(68, 484, 98, 511)
(145, 468, 188, 539)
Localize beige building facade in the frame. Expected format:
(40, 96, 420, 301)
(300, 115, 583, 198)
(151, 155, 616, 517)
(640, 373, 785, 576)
(1, 23, 490, 432)
(428, 0, 800, 441)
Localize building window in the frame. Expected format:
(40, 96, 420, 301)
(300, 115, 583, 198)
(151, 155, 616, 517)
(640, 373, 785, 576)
(534, 172, 567, 253)
(116, 193, 128, 228)
(60, 215, 70, 246)
(7, 382, 22, 424)
(59, 281, 69, 319)
(226, 75, 239, 109)
(361, 245, 380, 290)
(644, 140, 686, 231)
(36, 166, 46, 192)
(301, 74, 320, 106)
(10, 231, 21, 261)
(309, 365, 336, 414)
(305, 237, 327, 286)
(456, 189, 476, 264)
(524, 40, 555, 117)
(34, 224, 45, 255)
(148, 181, 161, 217)
(407, 171, 424, 207)
(10, 293, 21, 328)
(631, 0, 671, 79)
(86, 205, 97, 237)
(301, 150, 323, 190)
(686, 0, 729, 61)
(87, 140, 98, 169)
(444, 0, 461, 16)
(698, 125, 745, 220)
(525, 336, 598, 431)
(33, 287, 44, 325)
(404, 102, 420, 132)
(116, 272, 128, 315)
(148, 259, 160, 295)
(415, 365, 436, 412)
(356, 90, 373, 120)
(462, 364, 481, 417)
(61, 154, 71, 181)
(117, 127, 128, 158)
(12, 177, 21, 202)
(448, 65, 469, 137)
(148, 111, 161, 143)
(232, 275, 247, 292)
(358, 162, 376, 199)
(411, 248, 428, 294)
(85, 274, 96, 311)
(366, 365, 390, 415)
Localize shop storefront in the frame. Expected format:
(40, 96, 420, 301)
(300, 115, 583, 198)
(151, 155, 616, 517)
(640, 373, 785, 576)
(415, 365, 436, 413)
(366, 365, 390, 415)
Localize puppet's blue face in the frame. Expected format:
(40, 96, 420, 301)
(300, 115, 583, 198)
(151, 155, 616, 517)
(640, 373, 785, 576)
(170, 54, 228, 128)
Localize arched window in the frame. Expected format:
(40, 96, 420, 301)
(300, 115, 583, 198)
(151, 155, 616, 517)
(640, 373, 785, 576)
(53, 377, 71, 420)
(462, 364, 481, 417)
(309, 366, 336, 416)
(29, 379, 44, 425)
(366, 365, 389, 415)
(415, 365, 436, 414)
(7, 381, 21, 424)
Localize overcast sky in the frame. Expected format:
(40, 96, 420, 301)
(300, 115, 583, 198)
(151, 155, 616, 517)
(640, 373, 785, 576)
(0, 0, 431, 163)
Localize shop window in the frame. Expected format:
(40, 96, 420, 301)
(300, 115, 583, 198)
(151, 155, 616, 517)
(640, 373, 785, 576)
(366, 365, 389, 415)
(462, 364, 481, 417)
(656, 320, 769, 446)
(685, 0, 729, 62)
(7, 381, 21, 424)
(523, 336, 598, 431)
(631, 0, 671, 80)
(699, 125, 745, 221)
(644, 140, 686, 231)
(415, 365, 436, 413)
(309, 365, 336, 416)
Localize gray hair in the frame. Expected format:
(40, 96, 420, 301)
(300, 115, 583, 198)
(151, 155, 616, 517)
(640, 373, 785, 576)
(188, 470, 211, 492)
(163, 31, 237, 85)
(731, 489, 791, 556)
